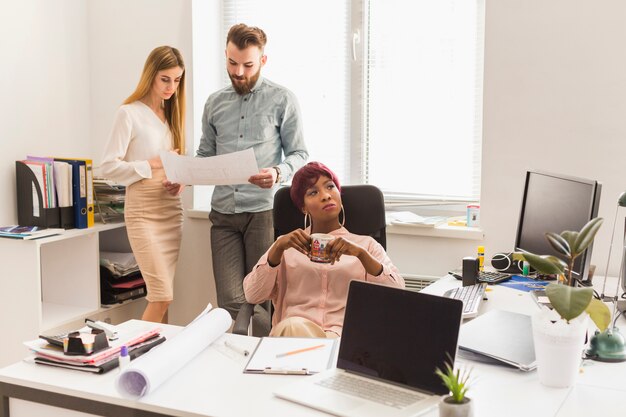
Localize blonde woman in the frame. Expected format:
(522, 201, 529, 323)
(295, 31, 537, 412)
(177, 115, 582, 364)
(100, 46, 186, 323)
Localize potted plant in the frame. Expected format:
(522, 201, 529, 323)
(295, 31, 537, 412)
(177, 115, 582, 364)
(522, 217, 611, 387)
(435, 359, 473, 417)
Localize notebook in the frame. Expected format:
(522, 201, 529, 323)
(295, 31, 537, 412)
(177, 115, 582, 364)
(457, 309, 536, 371)
(274, 281, 464, 417)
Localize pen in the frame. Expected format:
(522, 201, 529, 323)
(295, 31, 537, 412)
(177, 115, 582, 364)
(224, 340, 250, 356)
(276, 343, 325, 358)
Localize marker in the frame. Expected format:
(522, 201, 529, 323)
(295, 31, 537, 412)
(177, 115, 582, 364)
(224, 340, 250, 357)
(477, 246, 485, 272)
(276, 344, 325, 358)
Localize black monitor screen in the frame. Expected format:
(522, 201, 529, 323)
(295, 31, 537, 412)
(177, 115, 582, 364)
(515, 171, 601, 282)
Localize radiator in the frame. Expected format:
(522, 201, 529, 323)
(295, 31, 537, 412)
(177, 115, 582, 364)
(401, 273, 441, 292)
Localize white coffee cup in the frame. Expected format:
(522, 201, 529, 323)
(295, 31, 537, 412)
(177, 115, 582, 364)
(310, 233, 334, 263)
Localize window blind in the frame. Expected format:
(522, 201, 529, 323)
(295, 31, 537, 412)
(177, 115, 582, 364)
(364, 0, 484, 201)
(222, 0, 352, 184)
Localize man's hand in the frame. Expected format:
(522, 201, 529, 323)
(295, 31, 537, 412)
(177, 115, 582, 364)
(248, 167, 277, 189)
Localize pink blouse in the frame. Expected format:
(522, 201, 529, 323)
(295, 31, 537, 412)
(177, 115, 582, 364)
(243, 227, 405, 336)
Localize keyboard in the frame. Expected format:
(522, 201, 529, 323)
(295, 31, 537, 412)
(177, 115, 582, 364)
(315, 373, 425, 409)
(477, 270, 511, 284)
(443, 283, 487, 318)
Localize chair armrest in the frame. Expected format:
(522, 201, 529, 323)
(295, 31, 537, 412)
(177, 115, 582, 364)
(233, 302, 255, 335)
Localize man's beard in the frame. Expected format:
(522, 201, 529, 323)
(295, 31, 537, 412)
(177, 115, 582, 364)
(229, 68, 261, 95)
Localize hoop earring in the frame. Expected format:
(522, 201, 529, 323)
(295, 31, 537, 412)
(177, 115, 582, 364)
(339, 204, 346, 227)
(303, 212, 311, 230)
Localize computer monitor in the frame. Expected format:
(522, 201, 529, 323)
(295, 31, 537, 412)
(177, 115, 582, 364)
(515, 170, 602, 285)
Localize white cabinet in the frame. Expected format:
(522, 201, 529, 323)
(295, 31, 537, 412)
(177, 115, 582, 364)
(0, 222, 144, 368)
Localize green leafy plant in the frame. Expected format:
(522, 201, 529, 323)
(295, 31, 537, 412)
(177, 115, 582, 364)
(522, 217, 610, 331)
(435, 359, 471, 403)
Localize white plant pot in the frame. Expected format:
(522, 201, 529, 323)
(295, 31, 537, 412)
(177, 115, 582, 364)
(439, 396, 473, 417)
(531, 309, 588, 388)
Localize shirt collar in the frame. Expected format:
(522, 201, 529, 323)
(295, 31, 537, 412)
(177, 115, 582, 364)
(249, 76, 265, 93)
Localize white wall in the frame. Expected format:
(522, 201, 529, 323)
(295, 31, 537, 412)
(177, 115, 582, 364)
(87, 0, 194, 164)
(480, 0, 626, 282)
(0, 0, 91, 225)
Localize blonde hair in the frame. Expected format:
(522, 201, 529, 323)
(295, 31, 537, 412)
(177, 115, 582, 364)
(124, 46, 186, 154)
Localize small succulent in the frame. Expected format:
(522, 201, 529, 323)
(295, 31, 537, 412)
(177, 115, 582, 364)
(435, 358, 471, 404)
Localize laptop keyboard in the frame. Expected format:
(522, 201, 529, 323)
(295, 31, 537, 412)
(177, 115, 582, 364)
(315, 373, 426, 409)
(443, 282, 487, 318)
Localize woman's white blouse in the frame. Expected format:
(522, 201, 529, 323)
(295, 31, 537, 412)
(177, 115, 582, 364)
(100, 101, 173, 186)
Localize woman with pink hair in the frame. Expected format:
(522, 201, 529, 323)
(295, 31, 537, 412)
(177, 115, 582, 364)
(243, 162, 404, 338)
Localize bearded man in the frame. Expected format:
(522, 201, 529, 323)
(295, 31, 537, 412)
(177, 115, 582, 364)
(197, 23, 308, 331)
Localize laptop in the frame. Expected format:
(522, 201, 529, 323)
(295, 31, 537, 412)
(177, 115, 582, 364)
(274, 281, 464, 417)
(457, 309, 536, 371)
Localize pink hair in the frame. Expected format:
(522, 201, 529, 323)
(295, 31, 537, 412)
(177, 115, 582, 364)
(290, 162, 341, 210)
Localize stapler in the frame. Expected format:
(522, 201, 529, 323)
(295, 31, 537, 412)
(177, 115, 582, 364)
(85, 319, 119, 340)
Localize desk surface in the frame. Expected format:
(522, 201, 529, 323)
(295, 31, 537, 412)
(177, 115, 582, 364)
(1, 278, 626, 417)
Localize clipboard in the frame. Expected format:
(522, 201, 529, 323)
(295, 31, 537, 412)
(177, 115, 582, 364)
(244, 337, 337, 375)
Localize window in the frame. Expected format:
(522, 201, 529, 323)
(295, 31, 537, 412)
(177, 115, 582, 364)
(193, 0, 484, 209)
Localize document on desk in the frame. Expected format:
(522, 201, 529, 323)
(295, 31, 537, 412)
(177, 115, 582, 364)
(116, 304, 231, 398)
(244, 337, 337, 375)
(160, 148, 259, 185)
(385, 211, 447, 228)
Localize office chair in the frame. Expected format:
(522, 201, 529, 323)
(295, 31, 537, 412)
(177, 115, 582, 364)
(232, 184, 387, 336)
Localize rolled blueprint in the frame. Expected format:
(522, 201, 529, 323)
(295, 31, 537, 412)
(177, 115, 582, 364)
(116, 306, 231, 398)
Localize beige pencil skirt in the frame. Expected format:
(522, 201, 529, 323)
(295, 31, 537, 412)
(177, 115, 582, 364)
(125, 169, 183, 302)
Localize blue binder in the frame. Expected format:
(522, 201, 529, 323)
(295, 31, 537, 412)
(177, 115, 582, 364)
(55, 158, 88, 229)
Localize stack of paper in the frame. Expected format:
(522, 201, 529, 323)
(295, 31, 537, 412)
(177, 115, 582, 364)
(25, 322, 164, 374)
(100, 251, 140, 277)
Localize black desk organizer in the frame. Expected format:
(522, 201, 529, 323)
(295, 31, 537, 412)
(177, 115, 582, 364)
(16, 161, 74, 229)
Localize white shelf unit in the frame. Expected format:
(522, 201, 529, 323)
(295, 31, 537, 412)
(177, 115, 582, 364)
(0, 222, 140, 368)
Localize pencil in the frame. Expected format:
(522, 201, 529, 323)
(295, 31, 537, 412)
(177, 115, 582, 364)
(276, 343, 326, 358)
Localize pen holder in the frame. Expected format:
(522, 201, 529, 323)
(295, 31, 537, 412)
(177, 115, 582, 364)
(63, 329, 109, 356)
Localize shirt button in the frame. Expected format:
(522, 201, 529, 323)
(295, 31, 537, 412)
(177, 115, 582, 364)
(241, 116, 244, 119)
(239, 134, 243, 138)
(244, 98, 248, 101)
(235, 188, 238, 192)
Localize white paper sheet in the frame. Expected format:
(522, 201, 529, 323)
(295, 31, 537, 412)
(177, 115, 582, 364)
(116, 305, 231, 398)
(160, 149, 259, 185)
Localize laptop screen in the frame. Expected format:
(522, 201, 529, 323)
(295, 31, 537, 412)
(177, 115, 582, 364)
(337, 281, 463, 395)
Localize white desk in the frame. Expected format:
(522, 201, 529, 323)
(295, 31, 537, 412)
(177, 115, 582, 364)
(1, 278, 625, 417)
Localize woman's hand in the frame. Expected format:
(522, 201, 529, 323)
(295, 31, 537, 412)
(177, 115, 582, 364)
(326, 237, 364, 264)
(148, 155, 163, 169)
(163, 180, 184, 196)
(267, 229, 310, 266)
(149, 149, 178, 170)
(327, 237, 383, 276)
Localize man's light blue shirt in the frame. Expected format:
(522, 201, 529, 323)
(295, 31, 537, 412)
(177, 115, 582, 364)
(197, 77, 308, 213)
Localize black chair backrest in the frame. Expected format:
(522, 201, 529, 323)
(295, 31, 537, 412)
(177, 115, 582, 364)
(273, 184, 386, 250)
